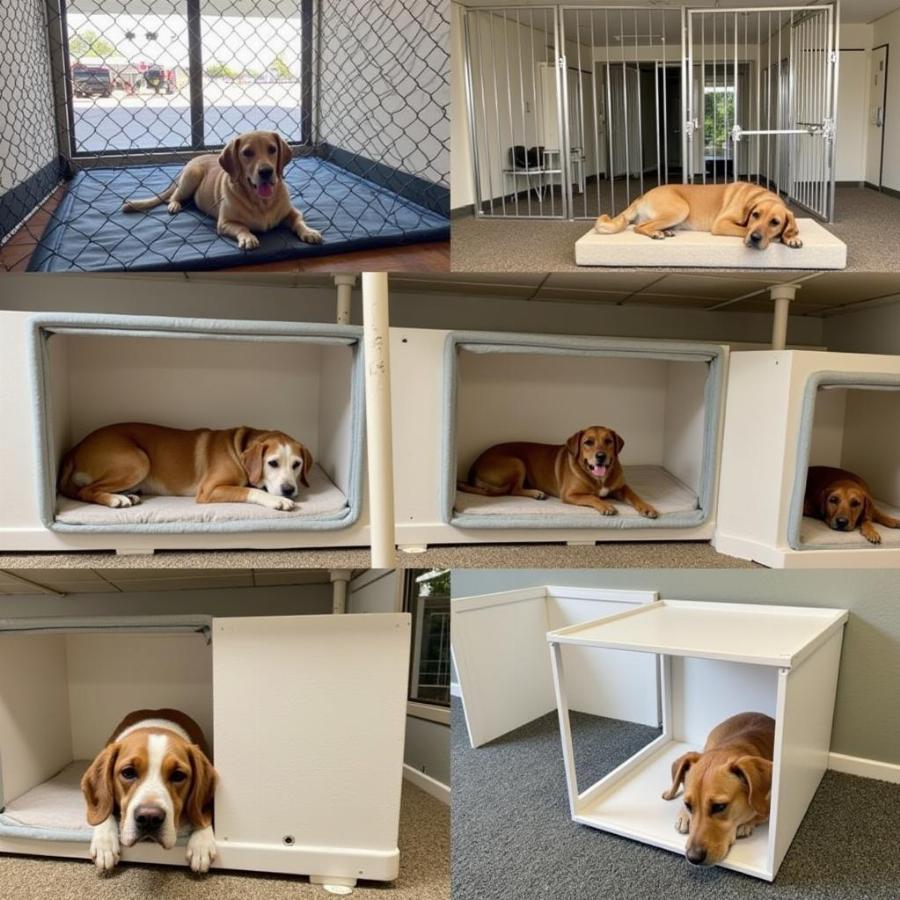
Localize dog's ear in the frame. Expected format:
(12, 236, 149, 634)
(184, 745, 218, 830)
(299, 444, 313, 488)
(274, 132, 292, 178)
(730, 756, 773, 818)
(240, 439, 266, 486)
(817, 486, 832, 520)
(739, 197, 758, 227)
(565, 431, 583, 457)
(81, 744, 119, 825)
(662, 751, 700, 801)
(781, 210, 800, 242)
(611, 430, 625, 454)
(218, 136, 241, 180)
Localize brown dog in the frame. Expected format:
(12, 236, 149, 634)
(595, 181, 801, 249)
(804, 465, 900, 544)
(123, 130, 322, 250)
(59, 423, 313, 512)
(457, 426, 658, 518)
(662, 712, 775, 867)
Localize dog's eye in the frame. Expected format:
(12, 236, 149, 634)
(292, 461, 301, 469)
(710, 802, 728, 814)
(770, 219, 780, 226)
(268, 145, 277, 154)
(120, 766, 138, 781)
(584, 439, 594, 447)
(850, 499, 861, 507)
(267, 459, 279, 468)
(170, 770, 188, 784)
(751, 211, 760, 219)
(829, 495, 839, 504)
(242, 148, 254, 157)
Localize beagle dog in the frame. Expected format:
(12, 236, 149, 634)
(122, 130, 322, 250)
(662, 712, 775, 867)
(457, 425, 658, 518)
(81, 709, 217, 873)
(594, 181, 802, 249)
(804, 465, 900, 544)
(59, 423, 313, 511)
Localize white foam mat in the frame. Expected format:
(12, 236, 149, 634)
(799, 497, 900, 548)
(1, 761, 91, 832)
(575, 218, 846, 269)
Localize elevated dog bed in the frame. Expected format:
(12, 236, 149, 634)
(453, 464, 698, 529)
(575, 218, 846, 269)
(27, 158, 449, 273)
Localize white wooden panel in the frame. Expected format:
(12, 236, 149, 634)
(662, 360, 708, 494)
(840, 390, 900, 507)
(66, 633, 213, 759)
(808, 387, 848, 467)
(0, 635, 72, 803)
(316, 343, 355, 493)
(212, 614, 409, 865)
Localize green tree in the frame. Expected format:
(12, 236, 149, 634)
(69, 30, 116, 60)
(205, 61, 240, 79)
(271, 54, 293, 80)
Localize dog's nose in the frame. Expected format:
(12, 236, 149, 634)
(595, 452, 607, 463)
(750, 231, 762, 243)
(134, 806, 166, 830)
(258, 166, 274, 180)
(835, 516, 849, 529)
(281, 484, 296, 497)
(686, 846, 708, 866)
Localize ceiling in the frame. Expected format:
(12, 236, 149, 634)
(0, 569, 343, 596)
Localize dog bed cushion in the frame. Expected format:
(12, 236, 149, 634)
(797, 497, 900, 549)
(452, 464, 699, 528)
(0, 761, 92, 840)
(54, 464, 348, 529)
(28, 157, 449, 272)
(575, 218, 846, 269)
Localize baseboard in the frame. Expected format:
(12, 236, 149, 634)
(450, 681, 462, 698)
(828, 752, 900, 784)
(451, 204, 474, 219)
(403, 763, 450, 804)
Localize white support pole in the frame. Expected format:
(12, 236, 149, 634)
(334, 274, 356, 325)
(330, 569, 352, 615)
(362, 272, 396, 569)
(770, 283, 799, 350)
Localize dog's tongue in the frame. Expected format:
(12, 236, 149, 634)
(591, 464, 608, 478)
(257, 182, 273, 198)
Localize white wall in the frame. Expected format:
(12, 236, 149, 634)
(823, 296, 900, 355)
(870, 9, 900, 191)
(348, 569, 400, 614)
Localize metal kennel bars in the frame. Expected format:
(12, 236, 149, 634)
(463, 2, 838, 222)
(0, 0, 449, 270)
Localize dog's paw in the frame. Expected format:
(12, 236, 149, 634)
(90, 830, 120, 873)
(237, 233, 260, 250)
(675, 811, 690, 834)
(296, 225, 323, 244)
(124, 494, 142, 506)
(736, 822, 755, 838)
(639, 505, 659, 519)
(649, 231, 666, 240)
(663, 230, 676, 238)
(862, 525, 882, 544)
(783, 237, 803, 249)
(186, 827, 217, 874)
(167, 200, 182, 214)
(109, 494, 136, 508)
(271, 497, 296, 512)
(534, 491, 547, 501)
(598, 503, 618, 516)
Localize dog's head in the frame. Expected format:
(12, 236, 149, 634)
(565, 426, 624, 481)
(663, 750, 772, 866)
(240, 431, 313, 498)
(816, 480, 869, 532)
(218, 130, 292, 201)
(741, 194, 799, 250)
(81, 729, 217, 849)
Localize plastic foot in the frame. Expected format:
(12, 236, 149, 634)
(115, 547, 156, 556)
(566, 540, 597, 547)
(310, 875, 356, 895)
(398, 543, 428, 554)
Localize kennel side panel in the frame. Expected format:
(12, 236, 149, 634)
(212, 614, 410, 862)
(807, 385, 848, 466)
(66, 632, 214, 760)
(316, 342, 359, 497)
(0, 635, 72, 804)
(662, 359, 712, 495)
(839, 390, 900, 507)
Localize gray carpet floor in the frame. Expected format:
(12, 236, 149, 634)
(452, 185, 900, 273)
(451, 700, 900, 899)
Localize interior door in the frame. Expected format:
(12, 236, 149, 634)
(866, 45, 888, 188)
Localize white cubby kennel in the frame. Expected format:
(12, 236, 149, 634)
(0, 311, 368, 552)
(0, 613, 410, 885)
(548, 600, 848, 881)
(716, 350, 900, 568)
(392, 329, 727, 548)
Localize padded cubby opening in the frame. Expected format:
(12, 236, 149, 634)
(445, 334, 724, 529)
(0, 621, 212, 842)
(31, 316, 364, 533)
(792, 378, 900, 549)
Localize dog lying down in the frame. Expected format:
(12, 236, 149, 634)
(662, 712, 775, 867)
(123, 130, 322, 251)
(59, 423, 313, 512)
(457, 426, 659, 518)
(595, 182, 802, 250)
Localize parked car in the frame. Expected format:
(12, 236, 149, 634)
(72, 65, 112, 98)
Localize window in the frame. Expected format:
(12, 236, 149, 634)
(404, 569, 450, 708)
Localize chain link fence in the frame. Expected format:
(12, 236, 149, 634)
(0, 0, 449, 271)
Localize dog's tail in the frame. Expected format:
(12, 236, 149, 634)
(593, 198, 641, 234)
(456, 479, 510, 497)
(122, 181, 177, 213)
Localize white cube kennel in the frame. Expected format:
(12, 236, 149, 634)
(0, 311, 368, 552)
(0, 613, 410, 884)
(451, 586, 660, 748)
(548, 600, 847, 881)
(392, 329, 728, 548)
(716, 350, 900, 568)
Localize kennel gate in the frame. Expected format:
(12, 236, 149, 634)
(463, 3, 838, 222)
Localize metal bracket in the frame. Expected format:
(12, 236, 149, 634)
(822, 118, 836, 142)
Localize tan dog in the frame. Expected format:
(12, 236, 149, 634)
(595, 181, 801, 249)
(59, 423, 313, 512)
(804, 465, 900, 544)
(81, 709, 217, 873)
(457, 426, 658, 518)
(123, 130, 322, 250)
(662, 712, 775, 867)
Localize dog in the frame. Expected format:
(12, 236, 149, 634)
(594, 181, 802, 250)
(122, 130, 322, 250)
(59, 423, 313, 511)
(662, 712, 775, 867)
(81, 709, 217, 873)
(804, 465, 900, 544)
(457, 426, 658, 518)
